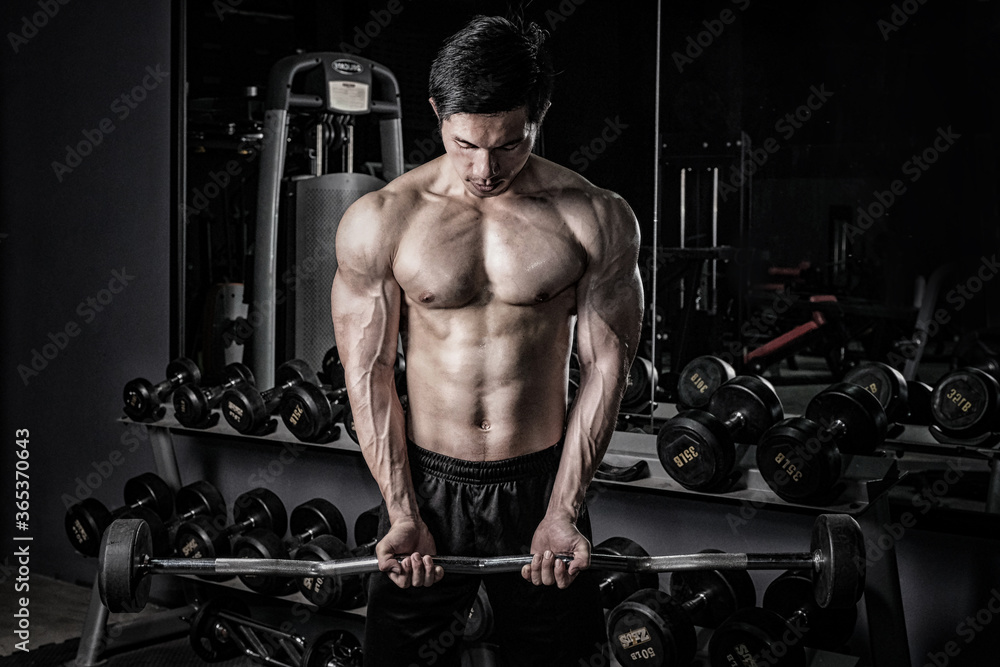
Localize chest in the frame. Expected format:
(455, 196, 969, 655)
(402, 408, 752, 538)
(394, 205, 585, 308)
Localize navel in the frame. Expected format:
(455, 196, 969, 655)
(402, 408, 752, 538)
(479, 420, 491, 432)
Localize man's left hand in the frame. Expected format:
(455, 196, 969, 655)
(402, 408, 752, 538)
(521, 514, 591, 589)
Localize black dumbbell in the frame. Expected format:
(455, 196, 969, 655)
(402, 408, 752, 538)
(233, 498, 347, 595)
(756, 382, 887, 504)
(676, 356, 736, 410)
(295, 507, 379, 608)
(621, 357, 659, 413)
(320, 346, 346, 388)
(174, 488, 287, 562)
(708, 570, 857, 667)
(173, 363, 255, 428)
(594, 538, 660, 610)
(303, 629, 364, 667)
(279, 381, 347, 443)
(65, 472, 174, 557)
(189, 597, 252, 663)
(930, 366, 1000, 441)
(122, 481, 226, 557)
(842, 361, 931, 426)
(606, 553, 757, 667)
(123, 357, 201, 421)
(222, 359, 319, 435)
(658, 375, 783, 492)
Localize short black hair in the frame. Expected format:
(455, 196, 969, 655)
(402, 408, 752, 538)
(429, 15, 554, 125)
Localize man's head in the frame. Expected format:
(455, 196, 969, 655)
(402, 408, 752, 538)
(429, 15, 554, 126)
(429, 16, 554, 197)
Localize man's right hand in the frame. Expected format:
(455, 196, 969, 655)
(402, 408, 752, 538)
(376, 516, 444, 588)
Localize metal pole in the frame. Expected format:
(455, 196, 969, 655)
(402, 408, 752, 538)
(649, 0, 662, 426)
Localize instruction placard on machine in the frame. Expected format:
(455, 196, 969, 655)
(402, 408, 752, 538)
(329, 81, 369, 113)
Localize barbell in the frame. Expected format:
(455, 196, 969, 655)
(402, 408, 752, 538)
(99, 513, 864, 615)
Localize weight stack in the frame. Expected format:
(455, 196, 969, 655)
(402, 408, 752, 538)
(291, 172, 386, 370)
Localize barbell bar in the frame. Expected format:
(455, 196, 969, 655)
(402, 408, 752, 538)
(99, 513, 864, 614)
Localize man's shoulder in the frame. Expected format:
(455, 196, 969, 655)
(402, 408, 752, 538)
(526, 156, 632, 217)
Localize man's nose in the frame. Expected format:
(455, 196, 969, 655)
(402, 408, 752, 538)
(472, 150, 498, 179)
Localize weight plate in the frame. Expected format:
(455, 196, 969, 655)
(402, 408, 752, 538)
(621, 357, 656, 412)
(173, 383, 210, 427)
(295, 535, 357, 607)
(304, 629, 364, 667)
(120, 507, 170, 556)
(708, 607, 807, 667)
(669, 551, 756, 628)
(805, 382, 887, 454)
(189, 597, 251, 662)
(233, 488, 287, 539)
(354, 506, 381, 548)
(607, 588, 696, 667)
(843, 362, 909, 424)
(708, 375, 783, 443)
(676, 356, 736, 409)
(276, 358, 320, 388)
(175, 480, 226, 523)
(322, 346, 346, 389)
(124, 472, 174, 521)
(221, 386, 267, 434)
(223, 362, 255, 387)
(930, 368, 1000, 438)
(657, 410, 736, 491)
(65, 498, 112, 557)
(166, 357, 202, 386)
(99, 518, 152, 613)
(756, 417, 842, 504)
(810, 513, 865, 609)
(763, 570, 857, 649)
(233, 529, 294, 595)
(595, 537, 659, 609)
(464, 583, 494, 642)
(122, 378, 156, 421)
(291, 498, 347, 544)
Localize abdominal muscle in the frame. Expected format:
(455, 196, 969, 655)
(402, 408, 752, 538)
(403, 295, 576, 461)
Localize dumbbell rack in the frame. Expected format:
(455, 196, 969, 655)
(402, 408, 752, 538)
(71, 407, 366, 667)
(607, 404, 910, 667)
(76, 405, 908, 667)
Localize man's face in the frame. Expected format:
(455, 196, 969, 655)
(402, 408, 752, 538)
(437, 106, 537, 198)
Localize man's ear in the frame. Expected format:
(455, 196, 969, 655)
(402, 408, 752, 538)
(429, 97, 440, 120)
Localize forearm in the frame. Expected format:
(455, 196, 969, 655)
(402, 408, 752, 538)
(547, 350, 630, 521)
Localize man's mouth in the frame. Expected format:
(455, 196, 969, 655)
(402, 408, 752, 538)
(472, 181, 500, 193)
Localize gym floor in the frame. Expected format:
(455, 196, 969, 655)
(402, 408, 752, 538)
(0, 354, 954, 667)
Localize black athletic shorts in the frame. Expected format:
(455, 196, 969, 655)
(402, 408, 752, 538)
(362, 441, 608, 666)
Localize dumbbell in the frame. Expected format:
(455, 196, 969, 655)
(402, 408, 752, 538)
(172, 363, 255, 428)
(594, 537, 660, 610)
(606, 553, 757, 666)
(708, 570, 857, 667)
(320, 346, 346, 388)
(188, 597, 252, 662)
(842, 361, 931, 426)
(122, 480, 226, 557)
(303, 629, 364, 667)
(676, 356, 736, 410)
(123, 357, 201, 421)
(65, 472, 174, 557)
(174, 488, 287, 563)
(295, 508, 378, 608)
(756, 382, 888, 504)
(658, 375, 783, 492)
(279, 381, 347, 443)
(621, 357, 659, 413)
(233, 498, 347, 595)
(930, 366, 1000, 441)
(222, 359, 319, 435)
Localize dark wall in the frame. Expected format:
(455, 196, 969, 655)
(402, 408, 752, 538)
(0, 0, 173, 582)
